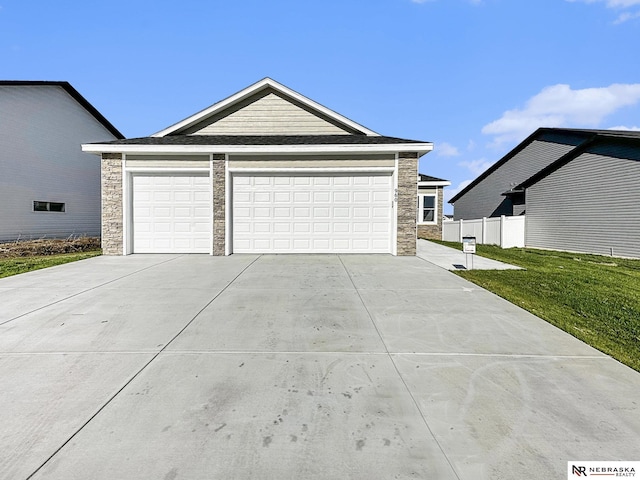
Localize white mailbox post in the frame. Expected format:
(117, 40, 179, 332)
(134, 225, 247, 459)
(462, 236, 476, 269)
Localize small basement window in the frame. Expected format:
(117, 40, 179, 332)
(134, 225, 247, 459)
(33, 201, 65, 212)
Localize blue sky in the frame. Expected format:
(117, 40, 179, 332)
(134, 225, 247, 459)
(2, 0, 639, 212)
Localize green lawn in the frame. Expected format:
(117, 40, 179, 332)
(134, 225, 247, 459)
(433, 240, 640, 372)
(0, 251, 102, 279)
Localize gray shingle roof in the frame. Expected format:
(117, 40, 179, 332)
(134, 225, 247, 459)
(419, 174, 448, 182)
(449, 127, 640, 204)
(95, 134, 429, 146)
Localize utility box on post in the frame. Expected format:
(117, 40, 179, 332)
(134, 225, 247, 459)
(462, 236, 476, 254)
(462, 236, 476, 269)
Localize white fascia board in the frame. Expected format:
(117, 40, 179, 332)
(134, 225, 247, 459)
(124, 167, 210, 173)
(82, 142, 434, 156)
(228, 167, 395, 174)
(150, 78, 380, 137)
(418, 181, 451, 187)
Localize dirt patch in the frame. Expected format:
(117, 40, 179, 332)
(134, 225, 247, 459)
(0, 237, 101, 258)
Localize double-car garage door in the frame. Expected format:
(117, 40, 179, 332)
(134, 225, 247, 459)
(132, 172, 393, 254)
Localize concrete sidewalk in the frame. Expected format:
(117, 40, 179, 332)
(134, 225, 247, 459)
(417, 238, 522, 270)
(0, 254, 638, 480)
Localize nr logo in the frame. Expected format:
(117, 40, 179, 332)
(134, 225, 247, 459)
(572, 465, 587, 476)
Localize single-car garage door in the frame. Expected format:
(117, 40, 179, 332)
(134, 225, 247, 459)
(132, 174, 211, 253)
(232, 173, 393, 253)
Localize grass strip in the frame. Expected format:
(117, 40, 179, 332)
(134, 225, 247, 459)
(432, 240, 640, 372)
(0, 251, 102, 279)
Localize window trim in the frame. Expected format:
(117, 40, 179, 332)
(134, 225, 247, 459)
(417, 190, 437, 225)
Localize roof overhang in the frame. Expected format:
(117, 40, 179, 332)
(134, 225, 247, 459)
(418, 180, 451, 187)
(82, 142, 434, 156)
(501, 188, 525, 196)
(151, 77, 380, 137)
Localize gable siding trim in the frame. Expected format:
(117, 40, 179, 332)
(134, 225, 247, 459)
(152, 78, 380, 138)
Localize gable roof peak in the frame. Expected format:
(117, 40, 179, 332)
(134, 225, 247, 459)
(152, 78, 380, 138)
(0, 80, 124, 139)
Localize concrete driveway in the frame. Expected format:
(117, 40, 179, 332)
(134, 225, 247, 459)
(0, 254, 638, 479)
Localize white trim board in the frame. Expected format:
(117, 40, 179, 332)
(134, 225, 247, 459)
(151, 78, 380, 138)
(83, 143, 434, 156)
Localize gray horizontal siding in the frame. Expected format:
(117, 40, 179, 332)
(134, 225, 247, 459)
(0, 85, 118, 242)
(190, 92, 349, 136)
(526, 152, 640, 258)
(453, 140, 576, 220)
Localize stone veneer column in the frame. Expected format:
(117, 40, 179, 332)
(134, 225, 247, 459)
(212, 154, 226, 255)
(101, 153, 123, 255)
(397, 152, 418, 255)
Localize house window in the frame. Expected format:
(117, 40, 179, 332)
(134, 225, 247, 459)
(418, 193, 436, 224)
(33, 201, 65, 212)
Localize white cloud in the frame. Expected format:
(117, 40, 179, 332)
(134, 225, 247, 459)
(482, 83, 640, 146)
(567, 0, 640, 23)
(614, 10, 640, 22)
(567, 0, 640, 7)
(467, 139, 477, 151)
(608, 125, 640, 130)
(412, 0, 482, 3)
(459, 158, 494, 175)
(435, 142, 460, 157)
(445, 180, 473, 202)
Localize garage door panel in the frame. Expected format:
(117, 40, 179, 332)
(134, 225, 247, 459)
(274, 223, 291, 233)
(274, 192, 291, 202)
(133, 175, 211, 253)
(232, 173, 392, 253)
(254, 223, 271, 233)
(254, 192, 271, 203)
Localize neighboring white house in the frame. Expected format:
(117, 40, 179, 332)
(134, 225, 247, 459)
(82, 78, 433, 256)
(0, 81, 123, 242)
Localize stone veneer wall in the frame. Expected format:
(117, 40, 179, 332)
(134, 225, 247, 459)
(101, 153, 123, 255)
(417, 187, 444, 240)
(397, 152, 418, 255)
(212, 154, 226, 255)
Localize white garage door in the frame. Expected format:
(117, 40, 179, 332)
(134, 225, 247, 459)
(232, 173, 393, 253)
(133, 175, 211, 253)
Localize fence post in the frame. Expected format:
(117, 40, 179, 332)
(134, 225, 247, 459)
(500, 215, 505, 248)
(482, 217, 487, 245)
(459, 219, 464, 242)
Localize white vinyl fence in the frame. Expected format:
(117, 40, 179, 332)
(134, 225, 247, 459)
(442, 215, 525, 248)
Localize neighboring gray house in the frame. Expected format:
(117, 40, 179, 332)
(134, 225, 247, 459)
(0, 81, 123, 242)
(417, 174, 450, 240)
(449, 128, 593, 220)
(82, 78, 433, 256)
(519, 130, 640, 258)
(451, 128, 640, 258)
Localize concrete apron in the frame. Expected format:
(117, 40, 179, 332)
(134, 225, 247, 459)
(0, 254, 638, 480)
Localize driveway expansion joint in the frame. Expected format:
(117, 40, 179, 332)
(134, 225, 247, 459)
(337, 254, 463, 480)
(24, 254, 261, 479)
